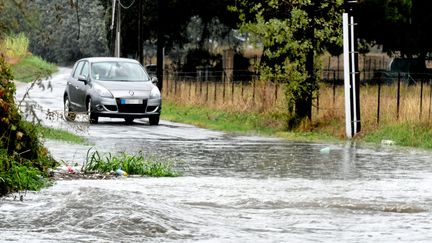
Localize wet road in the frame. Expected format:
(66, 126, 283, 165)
(2, 68, 432, 242)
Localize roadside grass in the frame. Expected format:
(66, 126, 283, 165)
(11, 55, 57, 83)
(37, 125, 87, 144)
(162, 79, 432, 148)
(361, 121, 432, 149)
(83, 150, 179, 177)
(162, 100, 286, 136)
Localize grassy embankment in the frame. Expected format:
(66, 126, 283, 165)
(161, 78, 432, 149)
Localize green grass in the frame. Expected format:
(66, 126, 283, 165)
(162, 101, 432, 148)
(37, 126, 87, 144)
(11, 55, 57, 83)
(162, 101, 284, 135)
(162, 100, 342, 143)
(84, 150, 179, 177)
(362, 122, 432, 149)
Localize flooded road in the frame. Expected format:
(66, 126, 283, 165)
(2, 68, 432, 242)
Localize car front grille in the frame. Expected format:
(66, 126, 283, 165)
(116, 99, 147, 113)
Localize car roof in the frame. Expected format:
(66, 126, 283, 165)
(77, 57, 140, 64)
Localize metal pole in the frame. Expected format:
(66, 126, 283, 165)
(343, 13, 352, 138)
(115, 0, 121, 57)
(397, 72, 401, 120)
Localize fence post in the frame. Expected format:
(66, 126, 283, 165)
(252, 81, 256, 103)
(214, 81, 217, 103)
(333, 70, 336, 106)
(316, 89, 320, 116)
(429, 79, 432, 119)
(206, 81, 209, 102)
(231, 80, 235, 103)
(174, 78, 177, 96)
(397, 72, 401, 120)
(377, 77, 381, 124)
(420, 78, 424, 119)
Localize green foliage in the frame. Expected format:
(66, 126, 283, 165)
(231, 0, 344, 126)
(27, 1, 109, 64)
(0, 55, 57, 196)
(356, 0, 432, 58)
(0, 149, 50, 195)
(84, 150, 179, 177)
(11, 55, 57, 83)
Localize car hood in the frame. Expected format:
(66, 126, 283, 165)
(94, 80, 156, 98)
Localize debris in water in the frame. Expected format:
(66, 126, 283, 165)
(115, 168, 128, 177)
(320, 147, 331, 154)
(381, 140, 395, 146)
(67, 165, 76, 174)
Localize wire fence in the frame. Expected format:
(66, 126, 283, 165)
(162, 69, 432, 127)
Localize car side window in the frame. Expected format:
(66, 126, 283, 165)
(73, 61, 84, 79)
(81, 62, 89, 78)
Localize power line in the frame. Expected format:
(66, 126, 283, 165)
(118, 0, 136, 9)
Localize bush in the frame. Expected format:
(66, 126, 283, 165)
(0, 55, 57, 196)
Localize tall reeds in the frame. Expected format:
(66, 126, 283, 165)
(0, 33, 29, 64)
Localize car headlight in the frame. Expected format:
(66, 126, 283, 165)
(150, 86, 161, 99)
(93, 83, 113, 98)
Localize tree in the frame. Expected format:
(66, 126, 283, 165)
(231, 0, 344, 128)
(24, 0, 109, 64)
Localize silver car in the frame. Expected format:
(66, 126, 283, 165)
(63, 57, 161, 125)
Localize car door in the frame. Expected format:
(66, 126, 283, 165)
(75, 61, 90, 110)
(67, 61, 84, 110)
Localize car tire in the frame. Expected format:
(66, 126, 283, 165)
(124, 117, 134, 124)
(87, 98, 98, 124)
(149, 115, 160, 125)
(64, 96, 76, 122)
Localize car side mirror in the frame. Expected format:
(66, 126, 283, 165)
(78, 75, 89, 84)
(151, 76, 158, 84)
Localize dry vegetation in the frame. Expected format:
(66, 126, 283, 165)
(162, 77, 432, 138)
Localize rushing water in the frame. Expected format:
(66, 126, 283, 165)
(1, 137, 432, 242)
(2, 68, 432, 242)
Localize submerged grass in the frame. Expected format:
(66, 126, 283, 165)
(83, 150, 179, 177)
(37, 126, 86, 144)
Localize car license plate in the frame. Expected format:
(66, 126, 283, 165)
(120, 99, 143, 105)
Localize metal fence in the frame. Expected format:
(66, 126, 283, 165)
(162, 69, 432, 125)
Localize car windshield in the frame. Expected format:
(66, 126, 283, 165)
(91, 61, 150, 81)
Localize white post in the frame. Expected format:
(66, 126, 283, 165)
(350, 16, 358, 134)
(343, 13, 352, 138)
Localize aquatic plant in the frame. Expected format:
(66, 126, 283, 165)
(83, 149, 179, 177)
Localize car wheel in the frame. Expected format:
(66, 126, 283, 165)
(87, 98, 98, 124)
(149, 115, 160, 125)
(64, 96, 76, 122)
(124, 117, 134, 124)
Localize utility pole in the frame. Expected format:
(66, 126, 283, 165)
(156, 0, 164, 91)
(138, 0, 143, 64)
(343, 0, 361, 138)
(111, 0, 121, 58)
